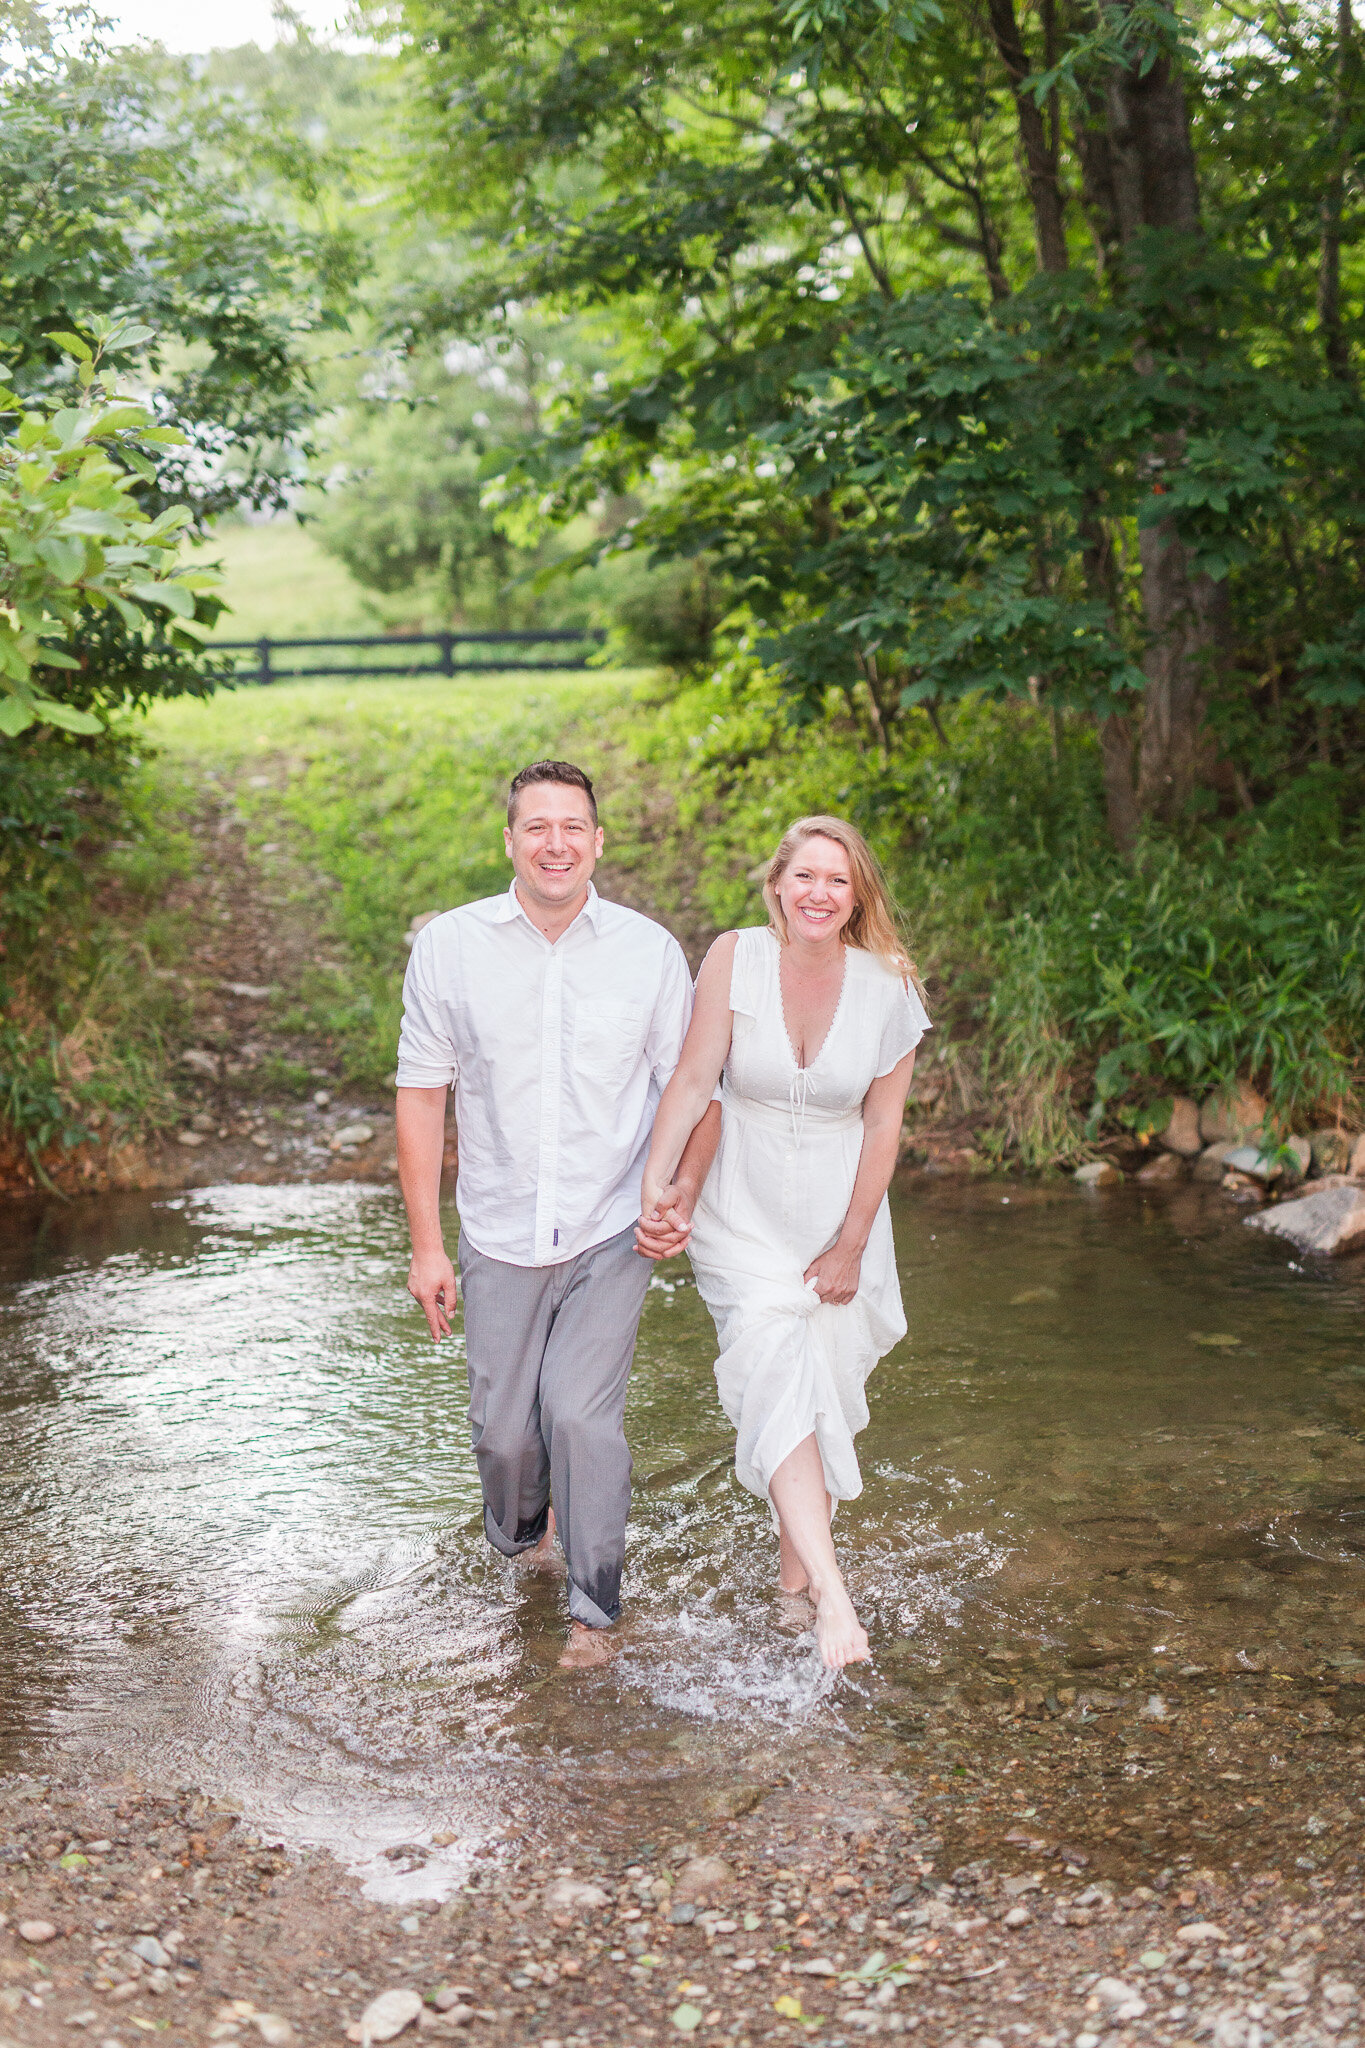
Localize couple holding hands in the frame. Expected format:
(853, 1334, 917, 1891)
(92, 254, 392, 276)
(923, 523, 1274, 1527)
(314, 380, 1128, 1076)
(395, 759, 929, 1672)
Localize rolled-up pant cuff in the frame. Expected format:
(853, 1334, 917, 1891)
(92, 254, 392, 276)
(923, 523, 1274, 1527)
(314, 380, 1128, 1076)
(569, 1581, 618, 1630)
(483, 1502, 550, 1557)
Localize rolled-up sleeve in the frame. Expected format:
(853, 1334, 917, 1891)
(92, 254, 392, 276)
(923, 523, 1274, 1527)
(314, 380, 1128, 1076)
(395, 929, 459, 1089)
(645, 937, 695, 1091)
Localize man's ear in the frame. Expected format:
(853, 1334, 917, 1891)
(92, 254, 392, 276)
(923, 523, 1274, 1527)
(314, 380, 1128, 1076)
(504, 823, 515, 858)
(594, 825, 605, 858)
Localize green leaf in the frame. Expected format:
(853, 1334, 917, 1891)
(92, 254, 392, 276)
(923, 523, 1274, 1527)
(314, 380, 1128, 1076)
(35, 535, 87, 582)
(128, 579, 195, 617)
(45, 330, 93, 362)
(34, 698, 103, 733)
(0, 693, 37, 736)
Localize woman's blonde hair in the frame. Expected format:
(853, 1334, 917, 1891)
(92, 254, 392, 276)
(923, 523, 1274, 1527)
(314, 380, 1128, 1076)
(762, 814, 925, 995)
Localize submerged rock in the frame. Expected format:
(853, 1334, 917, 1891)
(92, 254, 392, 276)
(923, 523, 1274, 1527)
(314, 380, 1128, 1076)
(1247, 1185, 1365, 1256)
(1137, 1151, 1185, 1184)
(1074, 1160, 1121, 1188)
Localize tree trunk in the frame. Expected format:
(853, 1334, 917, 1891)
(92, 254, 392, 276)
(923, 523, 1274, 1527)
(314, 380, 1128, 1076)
(986, 0, 1069, 273)
(1318, 0, 1358, 381)
(1134, 506, 1227, 817)
(1098, 711, 1141, 857)
(1104, 16, 1220, 826)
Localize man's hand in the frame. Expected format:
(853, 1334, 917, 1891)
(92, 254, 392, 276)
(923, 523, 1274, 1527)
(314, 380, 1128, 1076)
(635, 1182, 696, 1262)
(804, 1237, 864, 1306)
(408, 1248, 459, 1341)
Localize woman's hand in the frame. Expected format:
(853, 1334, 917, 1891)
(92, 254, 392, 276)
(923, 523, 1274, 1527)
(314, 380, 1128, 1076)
(635, 1182, 696, 1261)
(804, 1237, 864, 1306)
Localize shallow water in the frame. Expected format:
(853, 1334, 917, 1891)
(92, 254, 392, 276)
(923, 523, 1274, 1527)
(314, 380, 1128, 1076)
(1, 1177, 1363, 1893)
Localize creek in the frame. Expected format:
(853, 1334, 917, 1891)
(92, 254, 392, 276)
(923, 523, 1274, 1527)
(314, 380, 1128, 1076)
(2, 1177, 1362, 1898)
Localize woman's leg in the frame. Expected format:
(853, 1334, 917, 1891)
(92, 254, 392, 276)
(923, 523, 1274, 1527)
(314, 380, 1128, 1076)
(768, 1434, 869, 1669)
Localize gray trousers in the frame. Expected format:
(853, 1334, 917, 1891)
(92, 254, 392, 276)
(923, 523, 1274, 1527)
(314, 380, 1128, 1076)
(458, 1224, 651, 1629)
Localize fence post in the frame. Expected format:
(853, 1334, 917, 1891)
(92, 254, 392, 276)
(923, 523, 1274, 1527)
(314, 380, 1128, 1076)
(257, 637, 272, 687)
(439, 631, 454, 677)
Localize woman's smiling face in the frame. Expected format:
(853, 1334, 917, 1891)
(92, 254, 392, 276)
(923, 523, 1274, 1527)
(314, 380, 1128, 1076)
(775, 833, 856, 945)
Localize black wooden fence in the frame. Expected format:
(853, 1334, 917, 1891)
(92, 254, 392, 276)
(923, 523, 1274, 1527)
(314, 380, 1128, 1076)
(214, 630, 606, 686)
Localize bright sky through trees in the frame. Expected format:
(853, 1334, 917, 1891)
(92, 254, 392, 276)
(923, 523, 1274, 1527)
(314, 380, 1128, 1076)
(98, 0, 341, 53)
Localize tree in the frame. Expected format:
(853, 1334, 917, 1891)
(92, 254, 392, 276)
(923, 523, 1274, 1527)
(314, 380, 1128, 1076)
(0, 3, 363, 729)
(380, 0, 1365, 848)
(0, 318, 221, 738)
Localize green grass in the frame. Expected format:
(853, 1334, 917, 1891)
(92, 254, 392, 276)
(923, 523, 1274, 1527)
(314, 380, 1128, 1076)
(143, 669, 651, 1084)
(198, 519, 396, 641)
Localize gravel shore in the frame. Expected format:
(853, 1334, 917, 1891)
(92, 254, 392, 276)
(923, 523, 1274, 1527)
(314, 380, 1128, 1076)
(4, 1655, 1364, 2048)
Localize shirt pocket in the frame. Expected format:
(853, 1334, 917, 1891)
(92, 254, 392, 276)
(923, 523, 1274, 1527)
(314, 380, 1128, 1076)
(574, 997, 646, 1088)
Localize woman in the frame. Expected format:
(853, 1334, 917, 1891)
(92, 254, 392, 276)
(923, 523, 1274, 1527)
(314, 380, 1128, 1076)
(641, 816, 929, 1670)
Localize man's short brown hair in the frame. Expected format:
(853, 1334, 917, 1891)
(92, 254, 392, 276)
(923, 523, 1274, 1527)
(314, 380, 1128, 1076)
(507, 760, 598, 825)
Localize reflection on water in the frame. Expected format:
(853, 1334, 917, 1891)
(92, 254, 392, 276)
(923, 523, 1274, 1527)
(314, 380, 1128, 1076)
(1, 1177, 1362, 1893)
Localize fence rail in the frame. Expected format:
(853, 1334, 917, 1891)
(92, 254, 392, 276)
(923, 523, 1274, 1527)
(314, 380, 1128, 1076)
(212, 630, 606, 686)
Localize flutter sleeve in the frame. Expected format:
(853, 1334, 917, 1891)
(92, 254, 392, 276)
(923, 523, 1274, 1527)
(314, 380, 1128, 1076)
(728, 925, 767, 1024)
(875, 968, 932, 1077)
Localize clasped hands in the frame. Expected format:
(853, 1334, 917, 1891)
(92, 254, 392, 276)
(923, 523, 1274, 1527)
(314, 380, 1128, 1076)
(635, 1175, 695, 1261)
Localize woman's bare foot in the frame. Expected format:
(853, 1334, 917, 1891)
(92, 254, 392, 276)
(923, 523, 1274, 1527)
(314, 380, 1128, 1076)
(526, 1508, 559, 1571)
(775, 1587, 813, 1634)
(810, 1582, 869, 1669)
(557, 1621, 616, 1670)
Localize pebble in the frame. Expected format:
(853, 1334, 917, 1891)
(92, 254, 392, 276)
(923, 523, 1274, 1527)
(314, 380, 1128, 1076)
(312, 1090, 331, 1107)
(542, 1878, 609, 1914)
(18, 1919, 57, 1942)
(1002, 1907, 1031, 1928)
(131, 1935, 171, 1968)
(670, 2003, 703, 2033)
(177, 1130, 207, 1147)
(253, 2017, 295, 2046)
(668, 1902, 697, 1926)
(359, 1988, 424, 2043)
(332, 1122, 375, 1148)
(1095, 1978, 1139, 2006)
(1074, 1160, 1121, 1188)
(673, 1856, 732, 1898)
(1177, 1921, 1227, 1944)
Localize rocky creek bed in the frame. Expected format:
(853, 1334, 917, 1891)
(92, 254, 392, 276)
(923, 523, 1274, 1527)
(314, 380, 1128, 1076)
(4, 1650, 1365, 2048)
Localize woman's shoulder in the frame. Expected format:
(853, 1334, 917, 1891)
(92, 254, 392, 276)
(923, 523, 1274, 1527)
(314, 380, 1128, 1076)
(846, 940, 903, 985)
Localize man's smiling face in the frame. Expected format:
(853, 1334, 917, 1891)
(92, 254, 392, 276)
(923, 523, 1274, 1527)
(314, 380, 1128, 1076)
(504, 780, 604, 914)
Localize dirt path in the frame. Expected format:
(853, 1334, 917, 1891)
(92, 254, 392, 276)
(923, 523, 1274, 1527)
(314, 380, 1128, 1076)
(2, 766, 449, 1201)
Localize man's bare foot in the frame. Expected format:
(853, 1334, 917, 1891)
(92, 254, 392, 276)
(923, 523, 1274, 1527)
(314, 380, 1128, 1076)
(557, 1621, 616, 1670)
(810, 1583, 869, 1670)
(526, 1508, 559, 1571)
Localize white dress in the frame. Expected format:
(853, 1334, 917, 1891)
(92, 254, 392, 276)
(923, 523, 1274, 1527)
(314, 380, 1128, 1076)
(687, 926, 931, 1508)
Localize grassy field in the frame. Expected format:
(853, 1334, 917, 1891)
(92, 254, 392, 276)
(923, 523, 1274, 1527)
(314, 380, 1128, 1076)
(143, 669, 652, 1084)
(198, 520, 382, 641)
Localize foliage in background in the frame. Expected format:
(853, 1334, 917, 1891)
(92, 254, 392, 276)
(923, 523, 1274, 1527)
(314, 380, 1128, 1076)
(0, 318, 223, 739)
(383, 0, 1365, 853)
(141, 670, 1363, 1168)
(0, 5, 364, 1165)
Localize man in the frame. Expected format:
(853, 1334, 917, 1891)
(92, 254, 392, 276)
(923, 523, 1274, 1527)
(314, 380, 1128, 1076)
(395, 760, 719, 1668)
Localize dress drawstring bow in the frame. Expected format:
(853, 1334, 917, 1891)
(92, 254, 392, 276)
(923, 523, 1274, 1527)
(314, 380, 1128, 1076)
(788, 1067, 811, 1147)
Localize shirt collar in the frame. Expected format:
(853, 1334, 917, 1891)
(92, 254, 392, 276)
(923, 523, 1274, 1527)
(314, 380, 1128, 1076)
(497, 878, 603, 934)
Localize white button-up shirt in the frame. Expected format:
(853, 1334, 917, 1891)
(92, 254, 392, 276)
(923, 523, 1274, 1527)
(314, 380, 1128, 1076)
(395, 881, 694, 1267)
